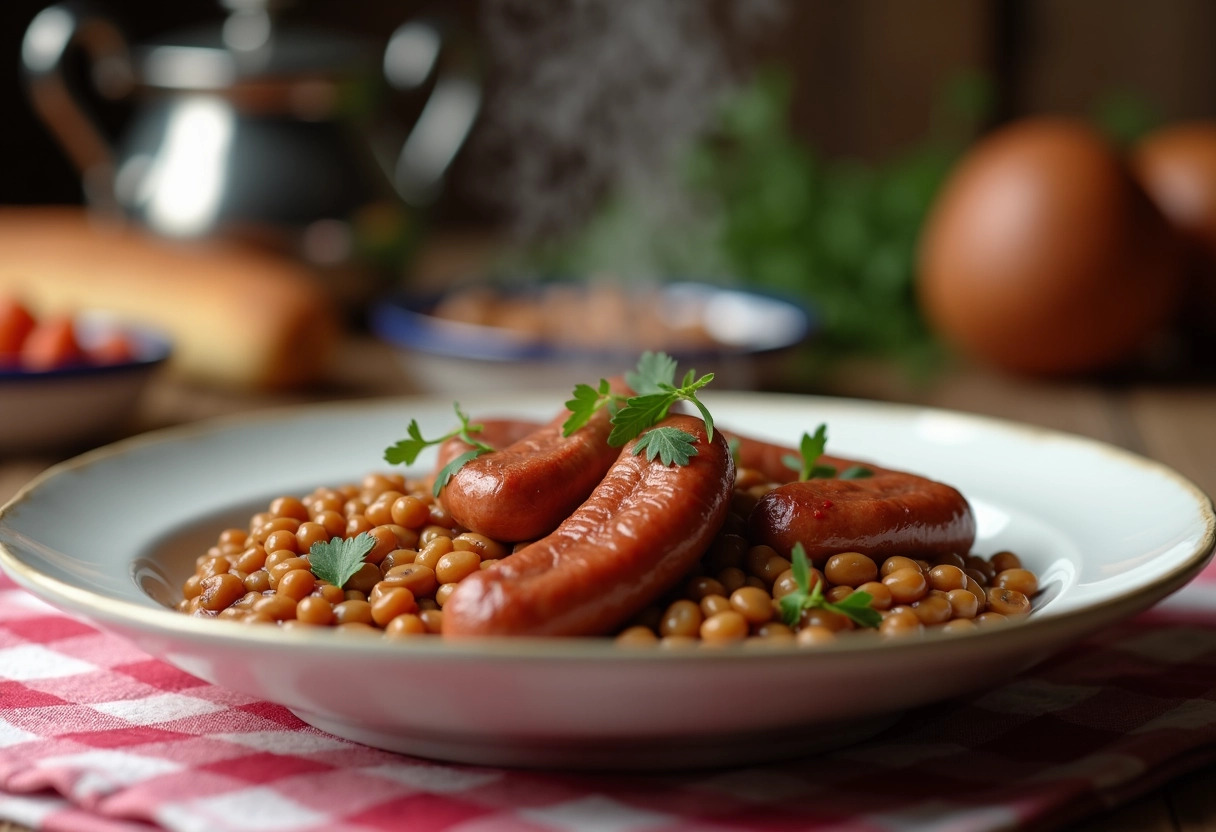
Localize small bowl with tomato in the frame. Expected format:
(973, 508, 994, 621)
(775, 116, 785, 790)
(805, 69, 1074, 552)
(1, 296, 172, 455)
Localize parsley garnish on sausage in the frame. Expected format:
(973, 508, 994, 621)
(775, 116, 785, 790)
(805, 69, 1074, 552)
(563, 351, 715, 466)
(384, 353, 716, 497)
(383, 403, 495, 496)
(782, 423, 874, 481)
(632, 425, 700, 467)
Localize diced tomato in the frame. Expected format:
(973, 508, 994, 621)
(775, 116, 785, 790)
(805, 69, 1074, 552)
(86, 331, 138, 365)
(0, 296, 37, 365)
(20, 315, 86, 371)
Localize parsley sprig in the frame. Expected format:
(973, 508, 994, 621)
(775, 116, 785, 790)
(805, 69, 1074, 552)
(383, 404, 494, 497)
(608, 367, 714, 446)
(561, 351, 715, 467)
(782, 423, 873, 481)
(309, 533, 375, 589)
(615, 352, 715, 444)
(561, 378, 616, 435)
(779, 542, 883, 629)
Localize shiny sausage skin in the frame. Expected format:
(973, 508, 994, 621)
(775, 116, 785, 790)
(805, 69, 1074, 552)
(720, 429, 890, 484)
(749, 472, 976, 564)
(439, 381, 630, 542)
(442, 414, 734, 637)
(433, 419, 543, 473)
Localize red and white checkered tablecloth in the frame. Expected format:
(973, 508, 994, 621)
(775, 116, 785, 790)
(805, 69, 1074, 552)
(3, 568, 1216, 832)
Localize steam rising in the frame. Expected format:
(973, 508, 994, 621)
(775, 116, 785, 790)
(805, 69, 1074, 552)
(470, 0, 786, 268)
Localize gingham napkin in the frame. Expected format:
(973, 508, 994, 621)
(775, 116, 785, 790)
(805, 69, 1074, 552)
(3, 568, 1216, 832)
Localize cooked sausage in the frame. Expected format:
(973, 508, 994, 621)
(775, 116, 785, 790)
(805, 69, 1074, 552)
(439, 381, 629, 541)
(442, 414, 735, 637)
(448, 420, 784, 489)
(721, 429, 890, 484)
(726, 428, 975, 562)
(749, 472, 976, 564)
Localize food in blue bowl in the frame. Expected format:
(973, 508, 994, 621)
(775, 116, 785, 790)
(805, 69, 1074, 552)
(0, 296, 172, 454)
(370, 280, 813, 392)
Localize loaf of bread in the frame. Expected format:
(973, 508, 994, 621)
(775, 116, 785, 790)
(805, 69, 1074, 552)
(0, 207, 340, 389)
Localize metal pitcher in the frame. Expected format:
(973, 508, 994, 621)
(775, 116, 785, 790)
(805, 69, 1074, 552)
(21, 0, 481, 301)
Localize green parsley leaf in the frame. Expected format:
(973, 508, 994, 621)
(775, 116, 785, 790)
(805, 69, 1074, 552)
(309, 533, 376, 589)
(783, 425, 829, 481)
(561, 378, 613, 436)
(608, 371, 715, 446)
(782, 424, 868, 481)
(608, 391, 678, 446)
(432, 448, 484, 497)
(383, 419, 431, 466)
(632, 426, 699, 466)
(778, 542, 814, 626)
(778, 589, 806, 628)
(564, 351, 716, 464)
(384, 403, 494, 492)
(800, 425, 828, 471)
(825, 591, 884, 628)
(778, 541, 881, 629)
(791, 541, 810, 589)
(673, 371, 715, 441)
(626, 351, 678, 394)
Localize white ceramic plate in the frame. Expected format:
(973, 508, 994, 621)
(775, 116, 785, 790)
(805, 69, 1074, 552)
(1, 393, 1213, 769)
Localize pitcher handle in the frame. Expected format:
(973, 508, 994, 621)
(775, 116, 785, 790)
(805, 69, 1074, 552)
(21, 2, 134, 210)
(384, 17, 482, 207)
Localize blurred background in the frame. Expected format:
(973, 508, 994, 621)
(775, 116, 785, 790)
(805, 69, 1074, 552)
(9, 1, 1216, 207)
(3, 0, 1216, 420)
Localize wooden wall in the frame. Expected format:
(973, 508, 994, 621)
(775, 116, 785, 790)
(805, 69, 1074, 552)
(774, 0, 1216, 162)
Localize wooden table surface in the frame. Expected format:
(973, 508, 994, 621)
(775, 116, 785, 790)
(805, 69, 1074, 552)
(2, 335, 1214, 832)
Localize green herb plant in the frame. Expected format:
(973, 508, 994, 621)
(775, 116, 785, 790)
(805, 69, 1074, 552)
(563, 351, 714, 467)
(383, 404, 494, 497)
(778, 542, 882, 630)
(309, 532, 376, 589)
(782, 423, 873, 481)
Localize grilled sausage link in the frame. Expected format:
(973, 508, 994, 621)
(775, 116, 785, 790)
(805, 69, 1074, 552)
(442, 414, 735, 637)
(439, 382, 630, 542)
(749, 472, 976, 564)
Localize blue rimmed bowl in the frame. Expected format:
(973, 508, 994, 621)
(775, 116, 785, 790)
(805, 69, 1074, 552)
(0, 314, 172, 454)
(369, 281, 814, 393)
